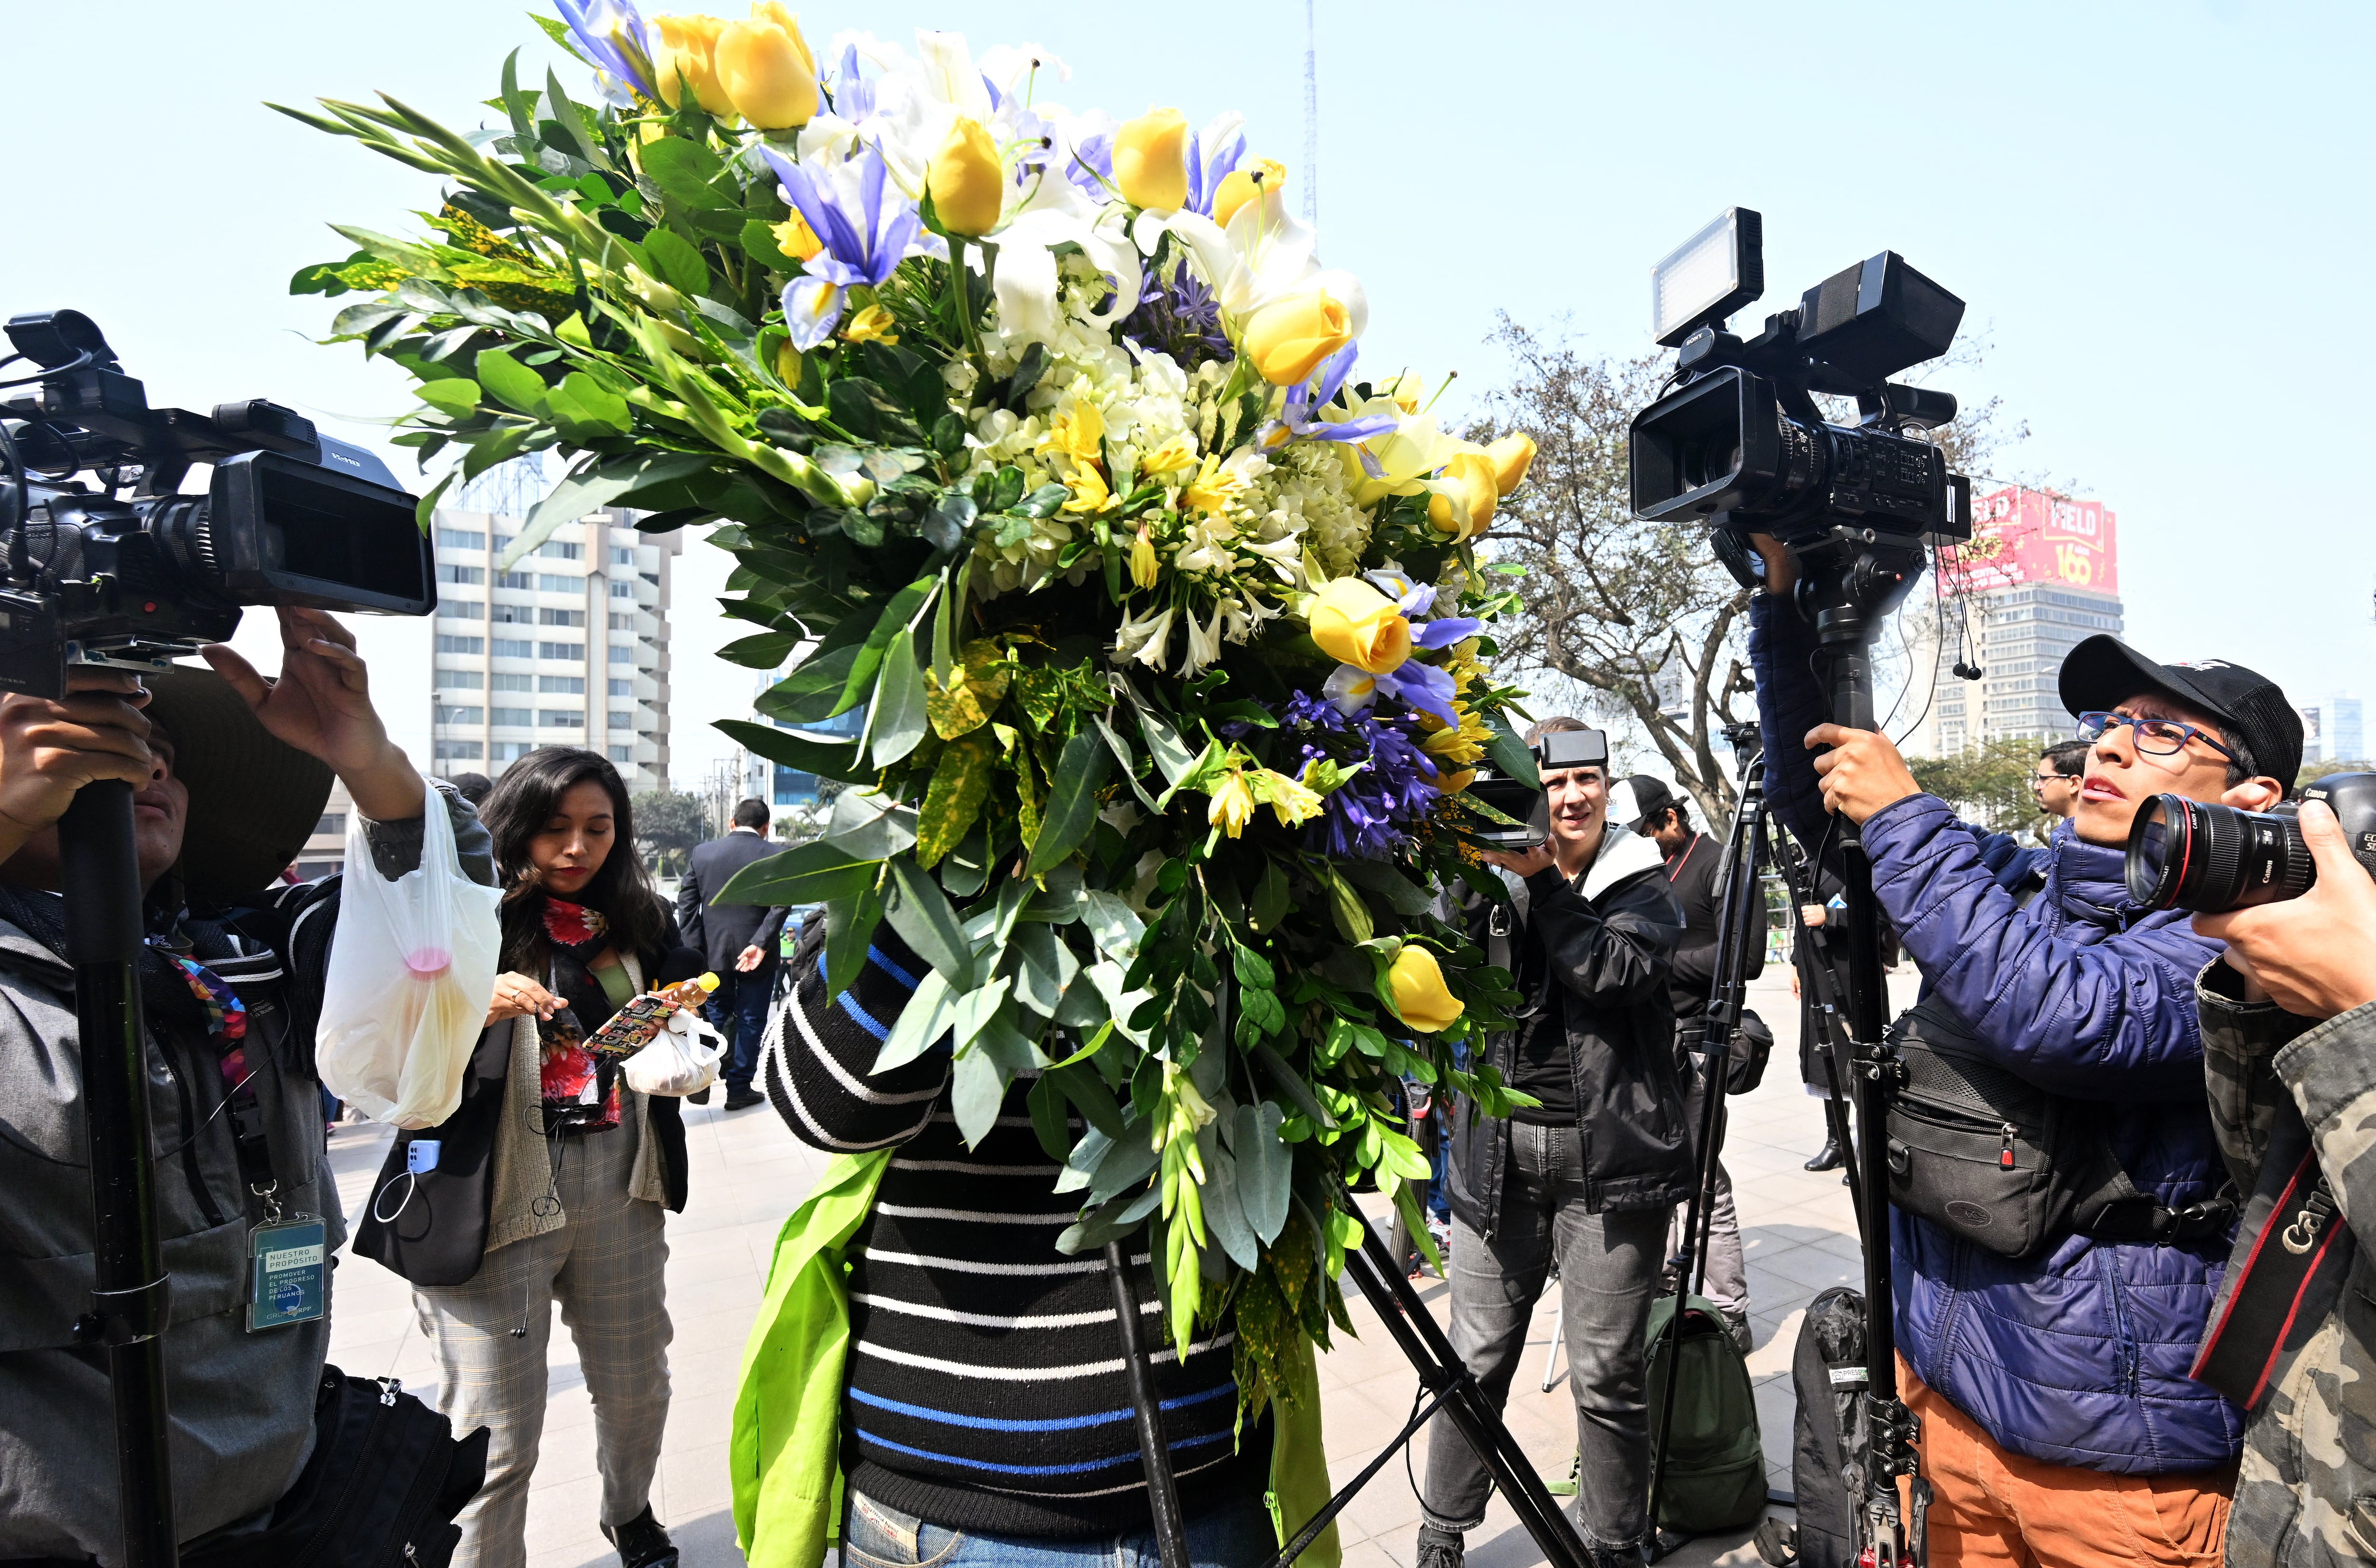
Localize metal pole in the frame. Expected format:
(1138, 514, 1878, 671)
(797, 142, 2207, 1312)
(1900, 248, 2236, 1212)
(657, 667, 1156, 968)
(1105, 1242, 1190, 1568)
(60, 780, 179, 1568)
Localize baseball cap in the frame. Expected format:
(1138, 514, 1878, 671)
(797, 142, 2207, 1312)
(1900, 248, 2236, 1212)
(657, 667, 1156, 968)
(2057, 636, 2302, 786)
(145, 666, 335, 903)
(1614, 774, 1678, 832)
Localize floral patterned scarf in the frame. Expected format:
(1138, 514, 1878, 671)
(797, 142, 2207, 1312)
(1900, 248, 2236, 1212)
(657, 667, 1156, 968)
(534, 897, 627, 1135)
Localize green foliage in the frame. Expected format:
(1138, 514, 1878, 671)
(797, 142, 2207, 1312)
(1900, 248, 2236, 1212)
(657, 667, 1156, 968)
(1908, 734, 2056, 838)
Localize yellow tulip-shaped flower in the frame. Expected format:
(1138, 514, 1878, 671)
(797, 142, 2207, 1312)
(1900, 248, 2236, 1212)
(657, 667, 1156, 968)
(1130, 524, 1160, 590)
(1426, 450, 1501, 541)
(715, 2, 818, 130)
(1242, 289, 1354, 387)
(1113, 108, 1190, 210)
(1306, 577, 1411, 675)
(653, 14, 734, 117)
(1388, 946, 1464, 1034)
(1212, 158, 1287, 228)
(927, 116, 1006, 237)
(1208, 770, 1257, 838)
(1487, 432, 1538, 497)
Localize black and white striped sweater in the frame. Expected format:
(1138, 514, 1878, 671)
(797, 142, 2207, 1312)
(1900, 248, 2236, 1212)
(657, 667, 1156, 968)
(760, 920, 1260, 1538)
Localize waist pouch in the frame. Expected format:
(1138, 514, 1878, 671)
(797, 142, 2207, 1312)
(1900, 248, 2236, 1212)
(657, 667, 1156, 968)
(1884, 998, 2232, 1260)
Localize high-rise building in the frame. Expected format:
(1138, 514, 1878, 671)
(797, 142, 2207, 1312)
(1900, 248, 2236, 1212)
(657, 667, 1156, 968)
(1903, 486, 2124, 757)
(2299, 694, 2365, 765)
(427, 507, 681, 786)
(738, 663, 865, 815)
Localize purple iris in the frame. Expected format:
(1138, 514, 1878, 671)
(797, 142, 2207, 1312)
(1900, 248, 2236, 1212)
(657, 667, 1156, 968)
(1370, 661, 1458, 725)
(760, 146, 931, 351)
(1183, 126, 1246, 216)
(1265, 345, 1398, 448)
(555, 0, 654, 99)
(830, 44, 877, 122)
(1068, 133, 1114, 198)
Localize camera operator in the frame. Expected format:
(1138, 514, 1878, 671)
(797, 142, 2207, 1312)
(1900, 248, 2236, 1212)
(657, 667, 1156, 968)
(1624, 774, 1769, 1351)
(0, 610, 493, 1565)
(1749, 535, 2298, 1567)
(1416, 720, 1688, 1568)
(2187, 801, 2376, 1568)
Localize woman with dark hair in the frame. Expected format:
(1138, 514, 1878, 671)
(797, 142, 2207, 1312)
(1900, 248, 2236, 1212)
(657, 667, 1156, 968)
(354, 746, 699, 1568)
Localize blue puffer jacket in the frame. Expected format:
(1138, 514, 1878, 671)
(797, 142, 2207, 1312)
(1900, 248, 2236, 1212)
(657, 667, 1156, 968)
(1751, 593, 2243, 1476)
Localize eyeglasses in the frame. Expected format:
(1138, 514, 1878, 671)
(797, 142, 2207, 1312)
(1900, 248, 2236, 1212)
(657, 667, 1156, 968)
(2074, 710, 2235, 763)
(2029, 772, 2069, 789)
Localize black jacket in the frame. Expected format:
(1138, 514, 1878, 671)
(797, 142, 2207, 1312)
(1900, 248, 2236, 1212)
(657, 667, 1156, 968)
(1447, 829, 1691, 1232)
(1661, 828, 1767, 1022)
(677, 831, 790, 973)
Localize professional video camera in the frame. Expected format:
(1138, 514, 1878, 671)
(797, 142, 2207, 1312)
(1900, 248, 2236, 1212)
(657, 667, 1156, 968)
(0, 308, 432, 699)
(2128, 774, 2376, 913)
(1466, 727, 1610, 851)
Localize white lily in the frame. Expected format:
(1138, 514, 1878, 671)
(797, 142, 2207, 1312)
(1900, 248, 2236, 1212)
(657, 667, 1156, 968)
(1349, 412, 1462, 507)
(992, 174, 1142, 340)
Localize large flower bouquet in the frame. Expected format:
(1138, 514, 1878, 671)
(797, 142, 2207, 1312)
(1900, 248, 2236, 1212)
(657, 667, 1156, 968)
(287, 0, 1543, 1415)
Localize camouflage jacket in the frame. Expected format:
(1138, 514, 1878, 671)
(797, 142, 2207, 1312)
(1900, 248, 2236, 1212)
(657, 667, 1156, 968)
(2200, 962, 2376, 1567)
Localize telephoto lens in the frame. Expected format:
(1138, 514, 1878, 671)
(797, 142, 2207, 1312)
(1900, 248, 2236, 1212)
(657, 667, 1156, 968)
(2126, 773, 2376, 913)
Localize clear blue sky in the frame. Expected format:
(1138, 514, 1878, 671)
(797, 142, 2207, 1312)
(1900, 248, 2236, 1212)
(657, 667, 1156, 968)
(7, 0, 2368, 777)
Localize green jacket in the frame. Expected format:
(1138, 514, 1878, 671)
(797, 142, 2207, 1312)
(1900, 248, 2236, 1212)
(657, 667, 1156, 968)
(730, 1150, 1341, 1567)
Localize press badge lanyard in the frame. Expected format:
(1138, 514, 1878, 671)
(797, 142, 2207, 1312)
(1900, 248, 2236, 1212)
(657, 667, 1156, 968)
(213, 995, 329, 1335)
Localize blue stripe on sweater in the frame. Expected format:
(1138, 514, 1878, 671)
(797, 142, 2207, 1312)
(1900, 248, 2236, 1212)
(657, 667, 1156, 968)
(853, 1425, 1232, 1477)
(847, 1380, 1236, 1434)
(868, 945, 921, 991)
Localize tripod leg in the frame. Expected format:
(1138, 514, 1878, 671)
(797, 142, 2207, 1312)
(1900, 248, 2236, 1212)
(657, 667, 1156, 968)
(1539, 1291, 1566, 1393)
(1106, 1242, 1190, 1568)
(60, 781, 179, 1568)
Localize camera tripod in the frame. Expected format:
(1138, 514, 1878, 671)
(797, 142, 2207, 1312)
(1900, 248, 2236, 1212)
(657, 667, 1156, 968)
(1104, 1191, 1600, 1568)
(60, 779, 182, 1568)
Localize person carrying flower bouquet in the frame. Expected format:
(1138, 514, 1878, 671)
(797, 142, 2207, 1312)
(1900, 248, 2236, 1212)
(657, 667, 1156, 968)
(354, 747, 701, 1568)
(1419, 719, 1689, 1568)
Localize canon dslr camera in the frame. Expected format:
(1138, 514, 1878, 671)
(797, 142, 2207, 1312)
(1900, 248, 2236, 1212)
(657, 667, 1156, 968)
(2126, 774, 2376, 914)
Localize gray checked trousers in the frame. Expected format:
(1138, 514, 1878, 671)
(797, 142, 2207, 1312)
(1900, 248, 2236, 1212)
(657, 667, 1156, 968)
(412, 1123, 673, 1568)
(1423, 1119, 1666, 1550)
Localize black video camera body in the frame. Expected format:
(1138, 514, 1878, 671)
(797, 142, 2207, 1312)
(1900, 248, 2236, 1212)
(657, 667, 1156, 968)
(2127, 773, 2376, 914)
(1466, 727, 1610, 851)
(0, 310, 434, 699)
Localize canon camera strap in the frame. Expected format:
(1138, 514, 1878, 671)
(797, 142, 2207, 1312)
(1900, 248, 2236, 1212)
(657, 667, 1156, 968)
(2190, 1139, 2352, 1410)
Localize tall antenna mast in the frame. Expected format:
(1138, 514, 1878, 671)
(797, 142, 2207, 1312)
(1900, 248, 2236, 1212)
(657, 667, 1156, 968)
(1302, 0, 1319, 226)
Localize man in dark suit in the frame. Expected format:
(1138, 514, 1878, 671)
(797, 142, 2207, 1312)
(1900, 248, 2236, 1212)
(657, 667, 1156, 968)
(676, 799, 788, 1110)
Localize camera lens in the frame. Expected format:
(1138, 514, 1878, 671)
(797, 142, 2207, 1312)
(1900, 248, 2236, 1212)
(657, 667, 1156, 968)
(2125, 794, 2314, 913)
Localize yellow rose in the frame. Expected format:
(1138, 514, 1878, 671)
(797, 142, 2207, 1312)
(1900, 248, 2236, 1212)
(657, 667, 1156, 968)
(771, 211, 823, 262)
(1487, 432, 1538, 497)
(1306, 577, 1411, 675)
(1241, 289, 1352, 387)
(1388, 946, 1464, 1034)
(1208, 771, 1256, 838)
(1212, 158, 1287, 228)
(653, 14, 734, 117)
(715, 2, 817, 130)
(1113, 108, 1189, 211)
(928, 115, 1005, 237)
(1426, 450, 1500, 541)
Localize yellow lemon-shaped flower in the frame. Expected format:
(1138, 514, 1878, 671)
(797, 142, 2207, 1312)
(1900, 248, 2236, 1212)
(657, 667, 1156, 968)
(927, 115, 1005, 237)
(653, 14, 735, 117)
(1487, 432, 1538, 497)
(1388, 946, 1464, 1034)
(1212, 158, 1287, 228)
(1208, 771, 1256, 838)
(715, 2, 817, 130)
(1113, 108, 1190, 210)
(1306, 577, 1411, 675)
(1242, 289, 1352, 387)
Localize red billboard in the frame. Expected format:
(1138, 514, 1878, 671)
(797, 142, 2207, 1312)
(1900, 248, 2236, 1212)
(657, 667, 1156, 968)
(1938, 486, 2119, 597)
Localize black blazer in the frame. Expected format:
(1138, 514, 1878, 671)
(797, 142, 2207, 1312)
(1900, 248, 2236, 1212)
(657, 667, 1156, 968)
(676, 831, 790, 972)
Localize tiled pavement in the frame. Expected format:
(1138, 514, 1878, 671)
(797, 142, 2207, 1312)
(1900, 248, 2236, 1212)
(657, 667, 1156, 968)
(325, 968, 1916, 1567)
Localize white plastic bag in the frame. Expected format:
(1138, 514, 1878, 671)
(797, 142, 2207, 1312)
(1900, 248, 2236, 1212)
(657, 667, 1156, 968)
(316, 779, 503, 1128)
(623, 1007, 724, 1097)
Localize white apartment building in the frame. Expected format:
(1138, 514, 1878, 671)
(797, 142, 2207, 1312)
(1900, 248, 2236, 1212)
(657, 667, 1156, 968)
(427, 508, 681, 786)
(2301, 694, 2366, 765)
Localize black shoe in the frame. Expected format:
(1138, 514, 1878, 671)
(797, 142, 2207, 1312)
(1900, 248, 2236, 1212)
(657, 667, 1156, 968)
(602, 1505, 678, 1568)
(724, 1088, 765, 1111)
(688, 1086, 711, 1105)
(1804, 1135, 1844, 1172)
(1416, 1524, 1465, 1568)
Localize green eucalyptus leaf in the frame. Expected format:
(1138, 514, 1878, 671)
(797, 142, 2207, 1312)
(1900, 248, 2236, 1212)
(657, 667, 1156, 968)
(1016, 483, 1071, 519)
(884, 857, 975, 990)
(1203, 1138, 1261, 1271)
(874, 967, 953, 1073)
(940, 822, 991, 898)
(824, 880, 884, 1000)
(870, 630, 929, 767)
(712, 718, 873, 784)
(719, 630, 799, 669)
(416, 378, 481, 417)
(1025, 729, 1111, 878)
(950, 1044, 1006, 1149)
(822, 790, 918, 860)
(1252, 1045, 1336, 1132)
(716, 837, 877, 906)
(1027, 1073, 1073, 1161)
(1486, 715, 1541, 788)
(1046, 1061, 1124, 1140)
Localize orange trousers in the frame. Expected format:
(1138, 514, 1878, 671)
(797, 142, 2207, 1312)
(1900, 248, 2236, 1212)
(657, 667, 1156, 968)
(1893, 1358, 2233, 1568)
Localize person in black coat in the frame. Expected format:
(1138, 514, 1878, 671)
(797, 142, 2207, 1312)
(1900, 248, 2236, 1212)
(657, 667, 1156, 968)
(674, 799, 788, 1111)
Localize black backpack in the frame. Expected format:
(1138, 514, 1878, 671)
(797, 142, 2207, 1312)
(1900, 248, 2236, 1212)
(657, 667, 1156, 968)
(1753, 1286, 1865, 1568)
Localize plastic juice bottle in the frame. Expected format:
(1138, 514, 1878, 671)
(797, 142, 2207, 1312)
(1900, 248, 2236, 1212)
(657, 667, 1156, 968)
(585, 972, 719, 1058)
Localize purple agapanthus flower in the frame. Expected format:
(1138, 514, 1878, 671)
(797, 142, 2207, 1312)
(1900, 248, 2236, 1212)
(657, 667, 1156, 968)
(1263, 345, 1398, 449)
(555, 0, 654, 99)
(1275, 692, 1446, 860)
(760, 147, 938, 350)
(1121, 263, 1229, 364)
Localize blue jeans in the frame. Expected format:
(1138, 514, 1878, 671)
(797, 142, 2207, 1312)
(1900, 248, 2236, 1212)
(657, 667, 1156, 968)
(841, 1488, 1276, 1568)
(708, 961, 774, 1093)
